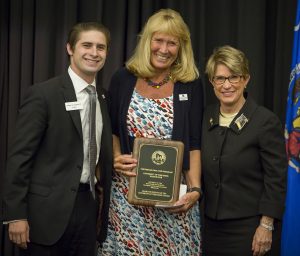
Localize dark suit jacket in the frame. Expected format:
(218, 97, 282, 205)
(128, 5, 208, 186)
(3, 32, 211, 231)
(2, 72, 112, 245)
(108, 67, 204, 170)
(201, 96, 287, 220)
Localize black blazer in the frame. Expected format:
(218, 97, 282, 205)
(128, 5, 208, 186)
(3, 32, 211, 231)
(2, 72, 112, 245)
(201, 96, 287, 220)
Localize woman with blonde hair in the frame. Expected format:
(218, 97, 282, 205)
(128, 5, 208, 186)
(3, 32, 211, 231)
(98, 9, 203, 255)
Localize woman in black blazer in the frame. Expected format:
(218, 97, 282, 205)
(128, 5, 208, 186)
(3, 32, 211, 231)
(201, 45, 287, 256)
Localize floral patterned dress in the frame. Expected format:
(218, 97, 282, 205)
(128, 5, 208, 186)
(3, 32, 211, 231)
(98, 89, 201, 256)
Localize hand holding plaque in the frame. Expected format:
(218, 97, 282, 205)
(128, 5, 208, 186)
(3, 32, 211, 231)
(127, 138, 184, 207)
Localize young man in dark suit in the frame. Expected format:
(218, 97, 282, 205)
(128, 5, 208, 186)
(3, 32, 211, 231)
(2, 22, 113, 256)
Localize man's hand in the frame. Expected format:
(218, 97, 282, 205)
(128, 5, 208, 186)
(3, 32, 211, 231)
(8, 220, 30, 249)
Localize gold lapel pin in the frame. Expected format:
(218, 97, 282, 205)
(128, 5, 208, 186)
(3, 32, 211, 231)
(234, 114, 248, 130)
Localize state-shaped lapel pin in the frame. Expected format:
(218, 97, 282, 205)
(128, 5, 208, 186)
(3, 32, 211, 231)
(234, 113, 248, 130)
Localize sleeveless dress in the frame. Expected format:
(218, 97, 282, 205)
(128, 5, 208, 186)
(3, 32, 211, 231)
(98, 90, 201, 255)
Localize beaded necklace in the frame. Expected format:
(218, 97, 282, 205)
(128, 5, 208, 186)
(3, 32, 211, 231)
(144, 73, 171, 89)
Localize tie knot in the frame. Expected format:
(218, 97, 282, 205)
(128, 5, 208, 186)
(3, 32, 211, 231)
(86, 85, 96, 95)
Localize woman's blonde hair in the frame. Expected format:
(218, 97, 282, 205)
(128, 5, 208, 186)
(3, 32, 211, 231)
(126, 9, 199, 83)
(205, 45, 250, 81)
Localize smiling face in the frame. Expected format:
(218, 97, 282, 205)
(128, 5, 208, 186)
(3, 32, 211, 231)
(67, 30, 107, 84)
(150, 32, 179, 72)
(212, 64, 250, 112)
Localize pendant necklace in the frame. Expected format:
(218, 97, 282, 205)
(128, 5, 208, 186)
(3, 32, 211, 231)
(144, 73, 171, 89)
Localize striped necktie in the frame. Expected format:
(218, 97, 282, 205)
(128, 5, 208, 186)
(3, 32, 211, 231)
(85, 85, 97, 198)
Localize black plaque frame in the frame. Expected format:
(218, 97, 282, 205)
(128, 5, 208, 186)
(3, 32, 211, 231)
(128, 138, 184, 207)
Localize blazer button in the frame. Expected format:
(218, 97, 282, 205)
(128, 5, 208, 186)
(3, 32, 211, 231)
(215, 183, 219, 188)
(77, 165, 82, 170)
(212, 156, 219, 161)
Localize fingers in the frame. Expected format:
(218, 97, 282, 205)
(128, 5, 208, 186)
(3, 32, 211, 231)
(167, 203, 187, 214)
(20, 232, 29, 249)
(167, 201, 194, 213)
(26, 227, 30, 242)
(8, 220, 30, 249)
(252, 225, 272, 256)
(253, 246, 271, 256)
(167, 192, 199, 214)
(114, 154, 137, 168)
(253, 244, 270, 256)
(257, 242, 271, 255)
(114, 154, 137, 177)
(118, 170, 137, 177)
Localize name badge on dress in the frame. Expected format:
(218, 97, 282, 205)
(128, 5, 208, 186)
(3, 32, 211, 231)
(65, 101, 83, 111)
(179, 94, 188, 101)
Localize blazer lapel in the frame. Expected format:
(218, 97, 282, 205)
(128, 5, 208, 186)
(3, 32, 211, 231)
(229, 96, 258, 134)
(61, 74, 83, 139)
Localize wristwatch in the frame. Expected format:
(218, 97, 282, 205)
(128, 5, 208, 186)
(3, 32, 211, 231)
(187, 187, 203, 201)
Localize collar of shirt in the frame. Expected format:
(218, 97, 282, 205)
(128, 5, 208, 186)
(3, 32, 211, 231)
(68, 66, 96, 93)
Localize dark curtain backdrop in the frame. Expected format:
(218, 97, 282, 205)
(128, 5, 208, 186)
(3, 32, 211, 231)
(0, 0, 297, 255)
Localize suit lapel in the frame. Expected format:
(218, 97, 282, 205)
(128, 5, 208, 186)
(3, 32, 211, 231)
(97, 89, 110, 140)
(61, 73, 83, 139)
(96, 89, 111, 180)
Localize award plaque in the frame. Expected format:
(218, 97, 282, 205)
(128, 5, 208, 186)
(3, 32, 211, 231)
(127, 138, 184, 207)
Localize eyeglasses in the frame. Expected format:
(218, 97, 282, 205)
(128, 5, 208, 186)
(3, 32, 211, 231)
(212, 75, 243, 85)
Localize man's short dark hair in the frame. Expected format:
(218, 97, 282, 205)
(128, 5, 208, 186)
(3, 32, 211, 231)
(67, 22, 110, 51)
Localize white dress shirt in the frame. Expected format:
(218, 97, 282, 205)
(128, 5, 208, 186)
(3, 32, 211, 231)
(68, 67, 103, 183)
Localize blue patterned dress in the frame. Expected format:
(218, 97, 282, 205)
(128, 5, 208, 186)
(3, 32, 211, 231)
(98, 90, 201, 255)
